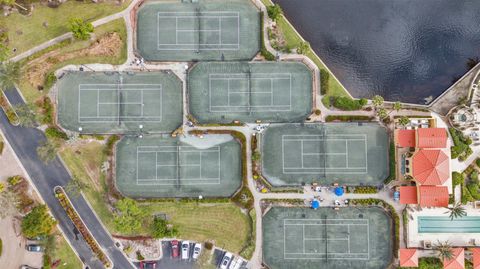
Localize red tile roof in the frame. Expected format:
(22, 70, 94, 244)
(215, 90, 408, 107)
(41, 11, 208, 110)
(399, 186, 418, 204)
(397, 129, 416, 148)
(419, 186, 449, 207)
(412, 149, 450, 185)
(399, 248, 419, 267)
(417, 128, 448, 148)
(443, 248, 464, 269)
(472, 248, 480, 269)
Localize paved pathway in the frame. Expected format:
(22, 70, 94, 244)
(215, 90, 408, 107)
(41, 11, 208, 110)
(0, 88, 134, 269)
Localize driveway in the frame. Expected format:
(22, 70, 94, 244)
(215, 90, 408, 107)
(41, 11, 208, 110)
(0, 88, 134, 269)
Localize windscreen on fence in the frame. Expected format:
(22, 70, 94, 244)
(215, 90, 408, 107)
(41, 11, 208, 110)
(260, 123, 389, 186)
(188, 61, 313, 123)
(57, 71, 183, 134)
(136, 0, 260, 61)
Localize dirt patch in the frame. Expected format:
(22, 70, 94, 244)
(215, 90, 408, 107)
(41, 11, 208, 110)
(24, 32, 123, 94)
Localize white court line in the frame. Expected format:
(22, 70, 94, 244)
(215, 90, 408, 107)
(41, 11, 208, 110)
(281, 134, 368, 174)
(78, 84, 162, 123)
(283, 218, 370, 260)
(156, 11, 239, 51)
(208, 73, 293, 112)
(135, 146, 221, 185)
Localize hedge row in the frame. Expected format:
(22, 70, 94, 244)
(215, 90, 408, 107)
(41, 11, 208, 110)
(384, 142, 396, 184)
(260, 12, 275, 61)
(325, 115, 373, 122)
(332, 96, 367, 111)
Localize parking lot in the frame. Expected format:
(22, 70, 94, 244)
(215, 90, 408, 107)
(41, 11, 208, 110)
(134, 241, 248, 269)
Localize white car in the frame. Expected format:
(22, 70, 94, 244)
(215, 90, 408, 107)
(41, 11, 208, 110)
(220, 252, 233, 269)
(192, 243, 202, 260)
(229, 256, 245, 269)
(181, 241, 190, 260)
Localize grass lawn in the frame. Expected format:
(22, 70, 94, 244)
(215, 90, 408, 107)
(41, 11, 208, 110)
(145, 202, 251, 254)
(59, 140, 252, 254)
(260, 0, 350, 102)
(18, 18, 127, 103)
(1, 0, 130, 56)
(53, 235, 83, 269)
(59, 141, 117, 234)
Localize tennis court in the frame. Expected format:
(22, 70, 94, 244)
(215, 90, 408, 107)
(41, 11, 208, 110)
(261, 123, 389, 186)
(263, 207, 393, 269)
(57, 71, 183, 134)
(115, 134, 242, 198)
(136, 0, 260, 61)
(188, 62, 313, 123)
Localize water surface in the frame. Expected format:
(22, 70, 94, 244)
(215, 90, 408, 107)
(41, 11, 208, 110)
(273, 0, 480, 103)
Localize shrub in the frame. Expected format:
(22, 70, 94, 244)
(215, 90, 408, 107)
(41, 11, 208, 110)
(358, 98, 368, 107)
(314, 109, 321, 116)
(37, 97, 54, 125)
(136, 250, 144, 261)
(204, 242, 214, 250)
(266, 4, 283, 21)
(7, 175, 23, 186)
(320, 69, 329, 95)
(43, 72, 57, 90)
(333, 96, 363, 110)
(68, 18, 94, 40)
(353, 186, 378, 194)
(45, 127, 68, 140)
(0, 141, 3, 155)
(103, 135, 120, 156)
(325, 115, 373, 122)
(452, 172, 464, 187)
(150, 217, 178, 239)
(476, 158, 480, 168)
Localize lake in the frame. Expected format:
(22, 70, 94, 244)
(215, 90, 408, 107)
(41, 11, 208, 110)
(272, 0, 480, 104)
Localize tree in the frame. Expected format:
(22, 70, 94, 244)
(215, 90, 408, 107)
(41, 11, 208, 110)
(36, 140, 58, 164)
(372, 95, 384, 108)
(296, 41, 310, 55)
(0, 61, 21, 91)
(68, 18, 94, 40)
(393, 101, 402, 112)
(266, 4, 283, 21)
(21, 205, 57, 238)
(150, 217, 178, 239)
(14, 103, 37, 128)
(64, 176, 89, 198)
(435, 241, 453, 262)
(444, 202, 467, 220)
(377, 107, 388, 120)
(113, 198, 147, 234)
(398, 116, 410, 127)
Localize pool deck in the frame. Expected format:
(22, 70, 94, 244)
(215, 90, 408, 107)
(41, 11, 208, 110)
(406, 207, 480, 248)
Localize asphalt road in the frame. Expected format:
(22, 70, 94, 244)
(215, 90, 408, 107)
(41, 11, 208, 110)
(0, 88, 134, 269)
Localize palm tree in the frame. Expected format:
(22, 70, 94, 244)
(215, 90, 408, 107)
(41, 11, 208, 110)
(393, 101, 402, 112)
(444, 202, 467, 220)
(297, 41, 310, 55)
(398, 116, 410, 127)
(14, 103, 37, 128)
(0, 61, 21, 91)
(65, 176, 89, 198)
(372, 95, 384, 108)
(435, 241, 453, 261)
(36, 140, 58, 164)
(377, 107, 388, 120)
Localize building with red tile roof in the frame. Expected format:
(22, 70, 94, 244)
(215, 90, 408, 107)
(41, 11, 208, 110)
(399, 248, 419, 267)
(443, 248, 464, 269)
(396, 129, 416, 148)
(417, 128, 448, 148)
(471, 248, 480, 269)
(418, 186, 449, 207)
(412, 149, 450, 185)
(399, 186, 418, 204)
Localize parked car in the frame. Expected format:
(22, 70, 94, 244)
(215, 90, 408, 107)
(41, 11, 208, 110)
(192, 243, 202, 260)
(181, 241, 190, 260)
(229, 256, 244, 269)
(171, 240, 179, 258)
(220, 252, 233, 269)
(20, 266, 38, 269)
(26, 244, 43, 252)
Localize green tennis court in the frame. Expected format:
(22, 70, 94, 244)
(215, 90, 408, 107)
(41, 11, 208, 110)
(136, 0, 260, 61)
(263, 207, 393, 269)
(261, 123, 389, 186)
(188, 62, 313, 123)
(57, 71, 183, 134)
(115, 134, 242, 198)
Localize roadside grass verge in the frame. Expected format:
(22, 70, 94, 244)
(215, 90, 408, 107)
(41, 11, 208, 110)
(1, 0, 130, 56)
(53, 234, 83, 269)
(19, 18, 127, 103)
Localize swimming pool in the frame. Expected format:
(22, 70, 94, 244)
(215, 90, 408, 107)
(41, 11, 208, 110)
(418, 216, 480, 233)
